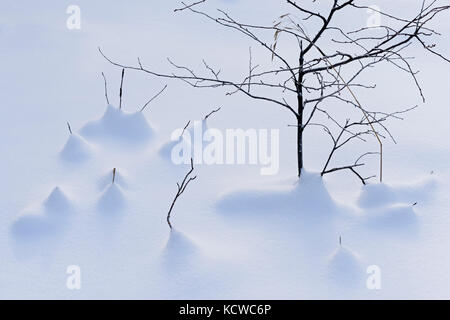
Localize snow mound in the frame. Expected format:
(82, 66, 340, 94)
(356, 177, 436, 232)
(60, 133, 93, 161)
(216, 171, 337, 217)
(80, 104, 153, 146)
(162, 230, 199, 264)
(11, 187, 72, 240)
(358, 176, 437, 209)
(327, 246, 364, 288)
(158, 230, 211, 298)
(97, 183, 125, 215)
(44, 186, 72, 213)
(364, 203, 417, 230)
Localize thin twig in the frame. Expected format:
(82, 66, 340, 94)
(119, 68, 124, 110)
(112, 168, 116, 184)
(174, 0, 206, 12)
(67, 122, 73, 135)
(101, 72, 110, 105)
(248, 47, 252, 93)
(140, 84, 168, 112)
(181, 120, 191, 136)
(166, 158, 197, 229)
(203, 107, 222, 121)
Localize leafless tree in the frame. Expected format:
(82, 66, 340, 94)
(100, 0, 450, 184)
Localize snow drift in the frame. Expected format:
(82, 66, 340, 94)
(80, 104, 154, 147)
(216, 171, 337, 218)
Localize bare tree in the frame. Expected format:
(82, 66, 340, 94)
(100, 0, 450, 184)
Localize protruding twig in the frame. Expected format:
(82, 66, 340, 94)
(166, 158, 197, 229)
(101, 72, 110, 105)
(248, 47, 252, 93)
(174, 0, 206, 12)
(112, 168, 116, 184)
(203, 107, 222, 121)
(119, 68, 125, 110)
(181, 120, 191, 136)
(67, 122, 73, 135)
(140, 84, 168, 112)
(339, 236, 342, 246)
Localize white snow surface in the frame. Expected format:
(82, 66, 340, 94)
(1, 0, 450, 299)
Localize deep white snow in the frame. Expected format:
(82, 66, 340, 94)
(1, 0, 450, 299)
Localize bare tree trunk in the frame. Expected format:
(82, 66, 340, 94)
(297, 45, 304, 178)
(297, 114, 303, 178)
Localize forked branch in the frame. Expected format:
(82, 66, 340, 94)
(167, 158, 197, 229)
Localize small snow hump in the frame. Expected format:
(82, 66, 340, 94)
(44, 186, 72, 214)
(327, 246, 364, 288)
(97, 183, 125, 215)
(11, 187, 73, 241)
(357, 176, 437, 209)
(80, 104, 154, 147)
(161, 230, 200, 277)
(60, 133, 93, 162)
(356, 177, 436, 232)
(164, 230, 198, 257)
(364, 204, 417, 232)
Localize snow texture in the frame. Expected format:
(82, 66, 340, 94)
(1, 0, 450, 299)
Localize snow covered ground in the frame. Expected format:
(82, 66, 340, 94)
(1, 0, 450, 299)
